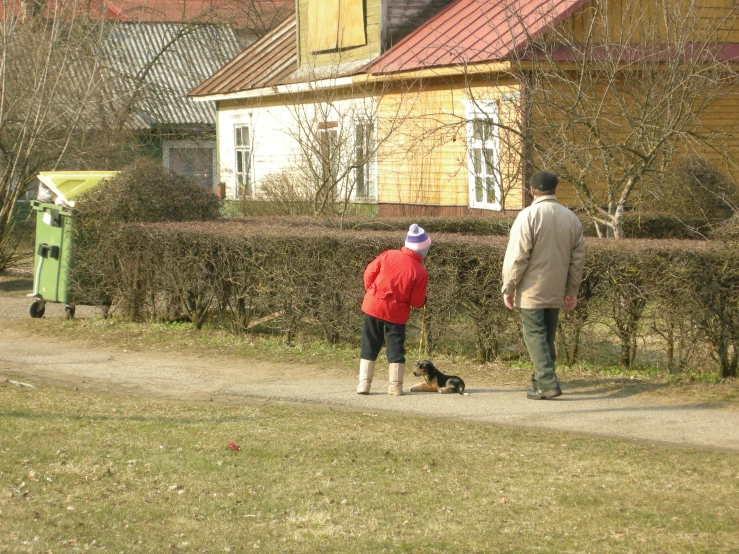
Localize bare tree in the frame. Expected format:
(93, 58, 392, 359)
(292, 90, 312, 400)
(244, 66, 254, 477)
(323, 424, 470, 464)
(0, 0, 255, 269)
(461, 0, 739, 237)
(250, 50, 417, 228)
(0, 0, 117, 269)
(225, 0, 294, 39)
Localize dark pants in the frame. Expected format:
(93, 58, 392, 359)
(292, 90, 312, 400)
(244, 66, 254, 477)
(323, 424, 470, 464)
(520, 308, 560, 391)
(360, 314, 406, 364)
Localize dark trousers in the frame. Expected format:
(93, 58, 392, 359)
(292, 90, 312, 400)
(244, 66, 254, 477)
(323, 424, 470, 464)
(520, 308, 560, 390)
(360, 314, 406, 364)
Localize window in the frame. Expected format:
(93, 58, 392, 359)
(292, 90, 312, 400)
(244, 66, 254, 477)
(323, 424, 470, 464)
(318, 126, 339, 196)
(354, 122, 376, 199)
(163, 141, 215, 190)
(307, 0, 366, 53)
(466, 101, 501, 210)
(234, 125, 252, 197)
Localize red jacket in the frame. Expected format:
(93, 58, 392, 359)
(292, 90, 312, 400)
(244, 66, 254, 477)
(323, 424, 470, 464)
(361, 248, 428, 324)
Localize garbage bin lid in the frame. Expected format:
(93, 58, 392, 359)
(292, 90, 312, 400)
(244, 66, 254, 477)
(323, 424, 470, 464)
(37, 171, 118, 207)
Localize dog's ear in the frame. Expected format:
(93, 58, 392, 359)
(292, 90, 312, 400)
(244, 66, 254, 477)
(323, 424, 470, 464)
(417, 360, 429, 370)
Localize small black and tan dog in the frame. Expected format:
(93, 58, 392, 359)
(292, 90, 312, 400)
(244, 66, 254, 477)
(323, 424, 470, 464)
(410, 360, 466, 395)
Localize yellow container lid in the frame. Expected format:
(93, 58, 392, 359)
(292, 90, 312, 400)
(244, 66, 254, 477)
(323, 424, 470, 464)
(37, 171, 118, 207)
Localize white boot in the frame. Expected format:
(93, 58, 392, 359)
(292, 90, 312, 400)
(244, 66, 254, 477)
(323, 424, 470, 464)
(356, 359, 375, 394)
(388, 363, 405, 396)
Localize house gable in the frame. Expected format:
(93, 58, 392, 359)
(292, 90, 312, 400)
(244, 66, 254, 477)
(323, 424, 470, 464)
(295, 0, 460, 74)
(297, 0, 382, 70)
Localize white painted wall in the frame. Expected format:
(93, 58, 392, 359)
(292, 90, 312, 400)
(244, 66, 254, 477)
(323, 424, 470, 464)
(217, 97, 378, 201)
(217, 103, 297, 198)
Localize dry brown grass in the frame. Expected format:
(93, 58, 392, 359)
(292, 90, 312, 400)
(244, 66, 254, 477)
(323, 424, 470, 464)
(1, 383, 738, 553)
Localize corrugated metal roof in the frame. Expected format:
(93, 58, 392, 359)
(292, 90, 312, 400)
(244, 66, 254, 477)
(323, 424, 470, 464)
(370, 0, 589, 74)
(103, 22, 242, 127)
(190, 15, 297, 97)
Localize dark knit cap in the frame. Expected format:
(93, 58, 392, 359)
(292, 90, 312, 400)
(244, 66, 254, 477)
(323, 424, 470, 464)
(530, 171, 559, 191)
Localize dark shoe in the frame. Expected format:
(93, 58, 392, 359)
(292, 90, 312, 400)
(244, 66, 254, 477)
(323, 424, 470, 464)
(527, 386, 563, 400)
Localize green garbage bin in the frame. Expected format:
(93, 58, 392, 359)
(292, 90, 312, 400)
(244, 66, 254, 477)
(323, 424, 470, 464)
(28, 171, 117, 319)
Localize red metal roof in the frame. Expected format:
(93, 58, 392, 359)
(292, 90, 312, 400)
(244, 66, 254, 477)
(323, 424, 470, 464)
(369, 0, 589, 74)
(191, 0, 591, 97)
(1, 0, 292, 28)
(190, 14, 297, 97)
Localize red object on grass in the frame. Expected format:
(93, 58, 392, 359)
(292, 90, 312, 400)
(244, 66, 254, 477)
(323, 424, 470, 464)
(228, 441, 240, 452)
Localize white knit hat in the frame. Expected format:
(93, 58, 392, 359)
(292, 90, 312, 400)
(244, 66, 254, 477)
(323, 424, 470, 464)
(405, 224, 431, 258)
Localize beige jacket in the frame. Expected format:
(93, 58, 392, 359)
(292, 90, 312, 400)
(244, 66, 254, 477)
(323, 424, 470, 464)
(501, 196, 585, 309)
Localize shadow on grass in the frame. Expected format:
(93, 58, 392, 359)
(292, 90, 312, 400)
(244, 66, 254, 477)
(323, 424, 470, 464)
(0, 277, 33, 294)
(561, 379, 671, 400)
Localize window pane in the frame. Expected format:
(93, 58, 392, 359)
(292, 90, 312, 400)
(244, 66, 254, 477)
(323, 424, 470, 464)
(473, 148, 482, 202)
(355, 124, 365, 197)
(473, 148, 482, 175)
(484, 148, 495, 174)
(366, 125, 375, 198)
(356, 158, 365, 197)
(243, 152, 251, 185)
(484, 120, 494, 142)
(473, 120, 482, 142)
(235, 126, 249, 147)
(167, 147, 213, 189)
(486, 177, 495, 203)
(236, 150, 243, 173)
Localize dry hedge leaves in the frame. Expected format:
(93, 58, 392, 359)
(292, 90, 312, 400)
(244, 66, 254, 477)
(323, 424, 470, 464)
(69, 216, 739, 377)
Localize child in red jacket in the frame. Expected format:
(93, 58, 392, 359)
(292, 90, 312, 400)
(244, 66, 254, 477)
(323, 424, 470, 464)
(357, 224, 430, 396)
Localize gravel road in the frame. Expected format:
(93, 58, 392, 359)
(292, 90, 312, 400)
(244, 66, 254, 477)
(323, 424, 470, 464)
(1, 293, 738, 452)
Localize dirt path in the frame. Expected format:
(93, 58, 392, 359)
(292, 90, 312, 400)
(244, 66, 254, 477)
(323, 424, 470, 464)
(1, 294, 738, 452)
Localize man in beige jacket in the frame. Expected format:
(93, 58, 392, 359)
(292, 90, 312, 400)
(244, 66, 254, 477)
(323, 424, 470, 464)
(501, 171, 585, 399)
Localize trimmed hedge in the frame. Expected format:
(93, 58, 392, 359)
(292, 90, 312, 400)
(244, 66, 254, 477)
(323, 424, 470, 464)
(69, 220, 739, 377)
(218, 213, 711, 239)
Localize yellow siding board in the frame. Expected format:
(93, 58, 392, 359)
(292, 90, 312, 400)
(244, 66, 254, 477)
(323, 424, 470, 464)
(565, 0, 739, 43)
(377, 78, 525, 209)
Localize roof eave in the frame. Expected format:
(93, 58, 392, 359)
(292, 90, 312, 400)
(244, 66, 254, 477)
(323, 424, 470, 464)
(191, 75, 357, 102)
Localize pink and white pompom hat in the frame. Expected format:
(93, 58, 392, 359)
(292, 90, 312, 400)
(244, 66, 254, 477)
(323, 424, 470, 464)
(405, 224, 431, 257)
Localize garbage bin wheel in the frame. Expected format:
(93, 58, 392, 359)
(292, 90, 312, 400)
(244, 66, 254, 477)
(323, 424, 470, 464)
(65, 305, 75, 320)
(29, 300, 45, 319)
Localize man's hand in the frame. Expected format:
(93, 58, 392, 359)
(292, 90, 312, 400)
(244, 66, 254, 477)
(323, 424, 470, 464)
(503, 294, 515, 310)
(564, 296, 578, 311)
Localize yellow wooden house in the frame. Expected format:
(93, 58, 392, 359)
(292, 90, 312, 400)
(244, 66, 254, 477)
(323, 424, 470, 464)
(192, 0, 739, 217)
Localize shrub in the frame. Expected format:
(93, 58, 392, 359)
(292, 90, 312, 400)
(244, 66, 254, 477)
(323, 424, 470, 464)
(69, 219, 739, 377)
(74, 157, 221, 224)
(642, 155, 738, 225)
(70, 158, 221, 320)
(710, 214, 739, 242)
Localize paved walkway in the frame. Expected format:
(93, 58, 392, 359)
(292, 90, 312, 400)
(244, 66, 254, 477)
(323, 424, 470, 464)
(1, 295, 738, 452)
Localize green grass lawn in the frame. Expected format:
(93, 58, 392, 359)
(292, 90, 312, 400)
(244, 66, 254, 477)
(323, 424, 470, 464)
(1, 383, 737, 553)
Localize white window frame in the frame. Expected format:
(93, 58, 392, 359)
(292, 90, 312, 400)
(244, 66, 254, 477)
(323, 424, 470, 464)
(464, 100, 501, 211)
(353, 119, 377, 201)
(162, 140, 217, 190)
(234, 124, 253, 198)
